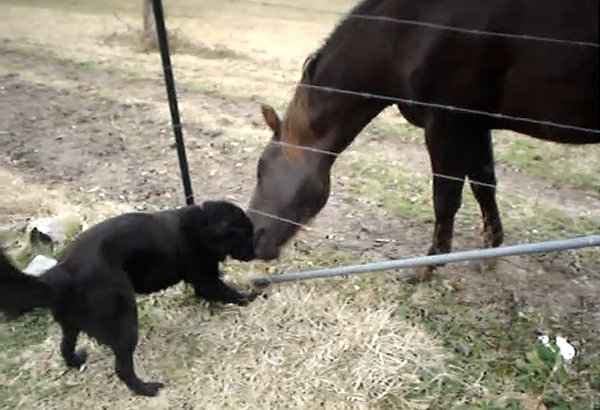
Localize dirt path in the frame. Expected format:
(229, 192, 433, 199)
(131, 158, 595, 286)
(3, 43, 599, 224)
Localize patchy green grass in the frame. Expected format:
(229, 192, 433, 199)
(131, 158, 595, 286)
(365, 122, 600, 194)
(394, 285, 599, 408)
(494, 135, 600, 193)
(261, 248, 600, 408)
(330, 153, 600, 407)
(368, 120, 422, 144)
(343, 154, 600, 242)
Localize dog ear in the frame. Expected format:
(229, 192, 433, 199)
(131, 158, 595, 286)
(179, 206, 208, 237)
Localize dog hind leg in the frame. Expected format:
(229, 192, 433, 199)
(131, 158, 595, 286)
(87, 284, 165, 397)
(109, 301, 164, 396)
(112, 336, 164, 397)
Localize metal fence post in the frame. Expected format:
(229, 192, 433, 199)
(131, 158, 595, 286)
(152, 0, 195, 205)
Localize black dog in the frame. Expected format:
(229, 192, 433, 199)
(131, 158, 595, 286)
(0, 200, 260, 396)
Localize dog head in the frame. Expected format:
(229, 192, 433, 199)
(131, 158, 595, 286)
(184, 201, 256, 261)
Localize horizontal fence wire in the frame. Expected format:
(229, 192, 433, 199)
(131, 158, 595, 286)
(219, 136, 599, 238)
(216, 191, 592, 285)
(227, 0, 600, 48)
(212, 1, 600, 138)
(173, 71, 599, 134)
(177, 107, 600, 234)
(295, 84, 600, 135)
(246, 207, 317, 231)
(267, 140, 501, 190)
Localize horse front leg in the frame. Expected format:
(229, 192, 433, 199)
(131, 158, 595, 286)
(411, 118, 468, 282)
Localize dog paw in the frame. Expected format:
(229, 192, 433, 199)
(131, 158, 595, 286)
(235, 291, 262, 306)
(136, 381, 165, 397)
(66, 349, 88, 368)
(235, 297, 252, 307)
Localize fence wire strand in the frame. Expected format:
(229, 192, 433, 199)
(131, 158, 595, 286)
(184, 0, 600, 231)
(294, 84, 600, 135)
(267, 140, 500, 189)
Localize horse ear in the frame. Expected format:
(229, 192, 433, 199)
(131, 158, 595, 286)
(261, 104, 281, 135)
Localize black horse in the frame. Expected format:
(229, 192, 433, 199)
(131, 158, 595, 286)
(248, 0, 599, 275)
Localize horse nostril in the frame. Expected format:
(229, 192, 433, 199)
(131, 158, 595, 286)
(254, 228, 266, 247)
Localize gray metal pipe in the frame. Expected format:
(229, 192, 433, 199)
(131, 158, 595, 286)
(251, 235, 600, 286)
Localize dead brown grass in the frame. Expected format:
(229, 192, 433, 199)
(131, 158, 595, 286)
(0, 167, 70, 227)
(0, 167, 131, 236)
(2, 278, 449, 409)
(101, 26, 245, 59)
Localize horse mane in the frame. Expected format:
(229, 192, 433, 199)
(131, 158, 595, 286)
(300, 0, 383, 84)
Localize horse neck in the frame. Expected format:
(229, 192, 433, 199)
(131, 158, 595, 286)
(297, 3, 399, 154)
(302, 82, 389, 157)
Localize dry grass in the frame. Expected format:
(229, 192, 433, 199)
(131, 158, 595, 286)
(0, 160, 453, 408)
(0, 167, 133, 229)
(1, 264, 450, 409)
(0, 152, 451, 408)
(155, 286, 448, 408)
(0, 167, 71, 228)
(0, 167, 135, 258)
(101, 26, 245, 59)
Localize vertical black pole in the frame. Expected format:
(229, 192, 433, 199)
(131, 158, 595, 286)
(152, 0, 195, 205)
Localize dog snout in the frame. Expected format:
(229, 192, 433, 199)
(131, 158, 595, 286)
(239, 244, 256, 261)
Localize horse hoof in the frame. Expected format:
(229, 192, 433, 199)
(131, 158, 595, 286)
(483, 226, 504, 248)
(477, 258, 499, 273)
(408, 265, 436, 284)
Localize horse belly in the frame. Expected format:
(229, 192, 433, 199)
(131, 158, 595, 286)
(498, 47, 598, 143)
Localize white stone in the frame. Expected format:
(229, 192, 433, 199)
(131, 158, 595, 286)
(555, 336, 575, 361)
(23, 255, 57, 277)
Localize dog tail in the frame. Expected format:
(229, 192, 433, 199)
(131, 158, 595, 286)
(0, 248, 55, 319)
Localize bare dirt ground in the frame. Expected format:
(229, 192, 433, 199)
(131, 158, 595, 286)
(1, 1, 599, 409)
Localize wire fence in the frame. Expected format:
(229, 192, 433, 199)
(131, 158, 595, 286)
(227, 0, 600, 48)
(199, 0, 599, 236)
(3, 0, 598, 266)
(208, 1, 600, 135)
(167, 0, 600, 233)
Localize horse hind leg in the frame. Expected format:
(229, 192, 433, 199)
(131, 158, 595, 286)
(467, 130, 504, 272)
